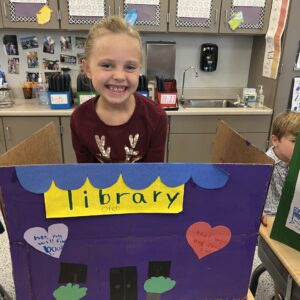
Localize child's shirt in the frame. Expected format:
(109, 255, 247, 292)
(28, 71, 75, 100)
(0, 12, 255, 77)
(71, 93, 168, 163)
(264, 146, 289, 215)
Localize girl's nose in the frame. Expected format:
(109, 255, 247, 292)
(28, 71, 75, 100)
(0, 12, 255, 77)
(112, 69, 126, 81)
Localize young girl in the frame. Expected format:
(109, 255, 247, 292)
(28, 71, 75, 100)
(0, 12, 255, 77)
(71, 16, 168, 163)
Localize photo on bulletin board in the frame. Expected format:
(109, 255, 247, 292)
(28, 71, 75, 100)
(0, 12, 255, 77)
(43, 59, 59, 70)
(60, 54, 77, 65)
(75, 37, 86, 49)
(26, 72, 39, 82)
(60, 36, 72, 52)
(77, 53, 85, 65)
(43, 36, 55, 54)
(20, 36, 39, 50)
(27, 51, 39, 68)
(3, 35, 19, 56)
(8, 57, 20, 75)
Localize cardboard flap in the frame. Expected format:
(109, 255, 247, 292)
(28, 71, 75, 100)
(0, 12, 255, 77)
(211, 120, 273, 165)
(0, 122, 62, 166)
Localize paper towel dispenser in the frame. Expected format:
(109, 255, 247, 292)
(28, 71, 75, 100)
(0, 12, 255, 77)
(146, 41, 176, 80)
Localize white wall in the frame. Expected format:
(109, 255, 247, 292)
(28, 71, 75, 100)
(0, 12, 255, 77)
(141, 33, 253, 88)
(0, 29, 253, 91)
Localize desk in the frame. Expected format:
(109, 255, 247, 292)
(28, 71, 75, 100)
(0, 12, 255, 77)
(258, 217, 300, 300)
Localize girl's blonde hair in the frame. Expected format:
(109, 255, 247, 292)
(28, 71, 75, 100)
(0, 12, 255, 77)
(272, 111, 300, 139)
(84, 16, 142, 61)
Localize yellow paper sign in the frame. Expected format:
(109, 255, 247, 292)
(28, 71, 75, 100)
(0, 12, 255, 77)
(36, 4, 53, 25)
(44, 176, 184, 218)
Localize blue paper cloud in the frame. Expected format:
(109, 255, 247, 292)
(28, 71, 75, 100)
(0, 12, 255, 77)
(15, 163, 229, 193)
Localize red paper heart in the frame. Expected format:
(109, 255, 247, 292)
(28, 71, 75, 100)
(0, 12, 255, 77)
(186, 222, 231, 259)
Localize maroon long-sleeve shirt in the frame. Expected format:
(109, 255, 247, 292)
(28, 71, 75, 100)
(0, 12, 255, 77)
(70, 93, 168, 163)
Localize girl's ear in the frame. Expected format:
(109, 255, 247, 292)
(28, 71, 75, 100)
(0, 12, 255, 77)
(82, 59, 92, 79)
(271, 134, 280, 147)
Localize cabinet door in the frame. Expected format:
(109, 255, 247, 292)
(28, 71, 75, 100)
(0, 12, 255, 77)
(59, 0, 114, 30)
(60, 117, 77, 164)
(0, 118, 6, 154)
(168, 133, 215, 162)
(1, 0, 59, 29)
(116, 0, 168, 32)
(2, 117, 62, 160)
(168, 0, 221, 33)
(0, 5, 3, 28)
(219, 0, 272, 34)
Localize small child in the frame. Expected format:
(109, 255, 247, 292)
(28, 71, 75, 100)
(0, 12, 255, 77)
(264, 111, 300, 217)
(71, 16, 168, 163)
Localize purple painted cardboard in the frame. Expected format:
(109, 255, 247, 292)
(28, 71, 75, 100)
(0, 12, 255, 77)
(0, 163, 272, 300)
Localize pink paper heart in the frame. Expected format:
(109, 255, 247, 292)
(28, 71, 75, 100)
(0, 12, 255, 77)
(186, 221, 231, 259)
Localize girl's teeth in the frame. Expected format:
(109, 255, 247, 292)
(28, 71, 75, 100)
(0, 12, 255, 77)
(109, 86, 126, 92)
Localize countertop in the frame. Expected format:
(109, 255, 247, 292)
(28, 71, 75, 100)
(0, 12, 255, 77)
(0, 99, 273, 116)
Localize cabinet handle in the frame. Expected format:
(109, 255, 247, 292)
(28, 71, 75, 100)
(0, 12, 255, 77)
(118, 6, 121, 16)
(3, 2, 8, 19)
(108, 5, 111, 16)
(5, 126, 11, 141)
(224, 9, 229, 24)
(214, 9, 218, 25)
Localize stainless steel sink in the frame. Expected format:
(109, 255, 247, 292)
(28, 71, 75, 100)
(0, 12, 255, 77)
(181, 99, 247, 108)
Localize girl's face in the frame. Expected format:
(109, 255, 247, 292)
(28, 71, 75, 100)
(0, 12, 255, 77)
(272, 134, 296, 164)
(83, 32, 141, 107)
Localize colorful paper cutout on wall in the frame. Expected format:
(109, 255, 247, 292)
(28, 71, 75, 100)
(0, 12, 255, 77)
(53, 283, 87, 300)
(44, 176, 185, 218)
(144, 276, 176, 294)
(36, 4, 53, 25)
(23, 223, 68, 258)
(186, 222, 231, 259)
(228, 11, 244, 30)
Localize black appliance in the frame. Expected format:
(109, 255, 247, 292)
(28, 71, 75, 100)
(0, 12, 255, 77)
(200, 43, 218, 72)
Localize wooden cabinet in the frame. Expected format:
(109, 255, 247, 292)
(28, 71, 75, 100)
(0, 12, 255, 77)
(60, 117, 77, 164)
(0, 118, 6, 155)
(60, 0, 114, 30)
(2, 117, 62, 162)
(219, 0, 272, 35)
(0, 5, 3, 28)
(60, 0, 168, 32)
(167, 115, 271, 162)
(168, 0, 272, 34)
(0, 0, 59, 29)
(116, 0, 168, 32)
(169, 0, 221, 33)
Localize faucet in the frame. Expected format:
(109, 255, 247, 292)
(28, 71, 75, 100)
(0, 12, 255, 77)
(179, 66, 199, 104)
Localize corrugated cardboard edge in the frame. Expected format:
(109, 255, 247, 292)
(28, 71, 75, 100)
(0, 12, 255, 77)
(0, 122, 62, 226)
(211, 120, 274, 165)
(0, 122, 62, 166)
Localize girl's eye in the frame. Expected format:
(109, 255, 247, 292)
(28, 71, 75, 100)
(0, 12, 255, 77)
(100, 63, 112, 69)
(126, 65, 137, 72)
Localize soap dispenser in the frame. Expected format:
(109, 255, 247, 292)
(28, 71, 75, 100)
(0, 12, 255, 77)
(257, 85, 264, 108)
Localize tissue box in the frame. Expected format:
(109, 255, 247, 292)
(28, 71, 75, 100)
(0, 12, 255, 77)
(157, 92, 177, 108)
(48, 91, 72, 109)
(242, 88, 257, 104)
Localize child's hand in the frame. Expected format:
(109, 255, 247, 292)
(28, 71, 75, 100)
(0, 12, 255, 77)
(261, 213, 268, 227)
(53, 283, 87, 300)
